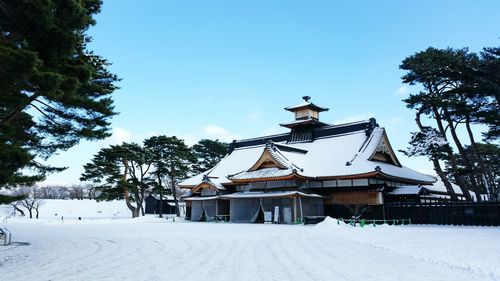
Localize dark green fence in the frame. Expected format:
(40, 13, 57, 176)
(385, 202, 500, 226)
(325, 202, 500, 226)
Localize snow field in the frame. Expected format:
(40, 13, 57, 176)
(2, 199, 132, 220)
(1, 217, 499, 281)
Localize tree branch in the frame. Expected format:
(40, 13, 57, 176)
(29, 103, 62, 126)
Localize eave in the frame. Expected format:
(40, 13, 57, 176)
(228, 173, 309, 184)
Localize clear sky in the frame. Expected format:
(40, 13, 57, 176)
(43, 0, 500, 185)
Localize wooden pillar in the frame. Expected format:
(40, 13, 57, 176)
(293, 197, 297, 223)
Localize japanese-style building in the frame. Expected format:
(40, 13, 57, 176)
(179, 97, 437, 223)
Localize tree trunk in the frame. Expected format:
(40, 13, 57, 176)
(171, 173, 180, 217)
(0, 93, 41, 125)
(28, 209, 33, 219)
(136, 193, 144, 217)
(431, 107, 472, 201)
(140, 190, 145, 216)
(35, 209, 39, 219)
(443, 112, 482, 201)
(158, 173, 163, 218)
(13, 205, 25, 216)
(415, 111, 458, 201)
(465, 118, 493, 200)
(433, 158, 459, 201)
(122, 159, 138, 218)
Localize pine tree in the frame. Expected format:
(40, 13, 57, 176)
(400, 46, 499, 201)
(144, 136, 196, 217)
(191, 139, 228, 175)
(80, 143, 152, 218)
(0, 0, 119, 189)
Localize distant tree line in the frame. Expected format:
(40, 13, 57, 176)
(80, 138, 228, 218)
(400, 46, 499, 201)
(5, 184, 100, 219)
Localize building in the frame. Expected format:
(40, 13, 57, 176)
(179, 97, 436, 223)
(144, 194, 177, 215)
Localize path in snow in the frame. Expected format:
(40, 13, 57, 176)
(1, 219, 499, 281)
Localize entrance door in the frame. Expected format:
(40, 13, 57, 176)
(283, 207, 292, 224)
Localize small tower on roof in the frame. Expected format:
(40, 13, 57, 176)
(280, 96, 330, 143)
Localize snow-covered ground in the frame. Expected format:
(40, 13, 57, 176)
(1, 201, 499, 281)
(0, 199, 132, 220)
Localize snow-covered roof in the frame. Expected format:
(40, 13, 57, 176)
(279, 118, 330, 128)
(183, 196, 218, 201)
(391, 186, 428, 195)
(427, 178, 464, 195)
(284, 101, 329, 112)
(393, 178, 487, 201)
(148, 194, 175, 201)
(230, 167, 296, 181)
(220, 191, 324, 199)
(179, 121, 436, 188)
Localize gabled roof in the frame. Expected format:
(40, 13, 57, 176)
(366, 129, 401, 167)
(191, 179, 225, 193)
(228, 141, 306, 182)
(179, 119, 436, 188)
(248, 141, 304, 171)
(284, 101, 329, 112)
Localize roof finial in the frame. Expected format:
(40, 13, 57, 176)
(302, 95, 311, 102)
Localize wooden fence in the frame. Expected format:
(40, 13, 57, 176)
(325, 202, 500, 226)
(385, 202, 500, 226)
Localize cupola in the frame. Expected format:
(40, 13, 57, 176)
(280, 96, 331, 143)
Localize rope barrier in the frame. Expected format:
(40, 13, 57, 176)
(337, 218, 412, 227)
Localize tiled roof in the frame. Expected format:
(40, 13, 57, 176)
(284, 101, 329, 112)
(220, 191, 324, 199)
(179, 119, 436, 188)
(229, 167, 295, 181)
(391, 186, 427, 195)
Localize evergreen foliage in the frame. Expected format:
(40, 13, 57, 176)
(81, 137, 196, 218)
(80, 143, 152, 218)
(0, 0, 119, 188)
(144, 136, 196, 217)
(191, 139, 228, 174)
(400, 46, 500, 201)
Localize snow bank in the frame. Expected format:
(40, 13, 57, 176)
(312, 219, 500, 279)
(315, 216, 347, 228)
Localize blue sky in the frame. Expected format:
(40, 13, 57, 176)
(44, 0, 500, 184)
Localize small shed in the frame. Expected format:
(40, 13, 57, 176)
(145, 194, 176, 215)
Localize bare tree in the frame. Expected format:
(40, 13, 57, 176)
(17, 186, 44, 219)
(38, 185, 70, 199)
(10, 201, 25, 217)
(34, 200, 44, 219)
(87, 185, 97, 200)
(69, 184, 87, 200)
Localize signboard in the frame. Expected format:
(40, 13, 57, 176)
(264, 212, 273, 223)
(273, 206, 280, 223)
